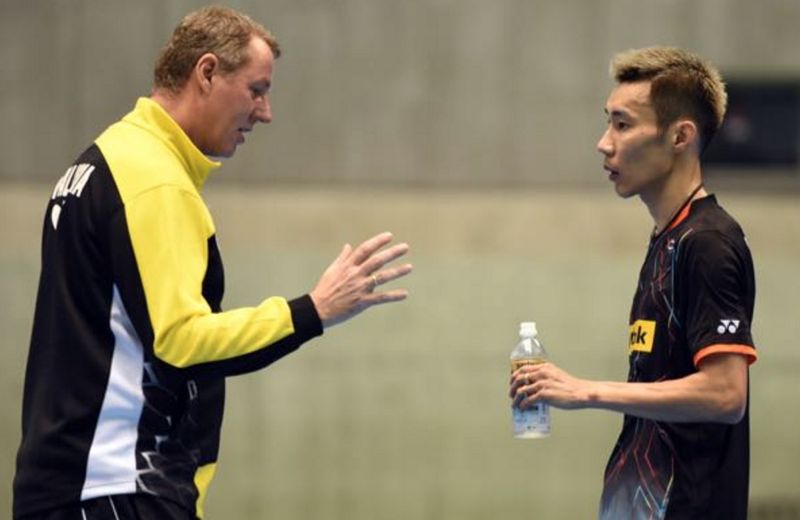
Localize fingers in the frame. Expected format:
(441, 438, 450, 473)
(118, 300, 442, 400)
(360, 242, 410, 275)
(364, 288, 409, 305)
(512, 379, 550, 409)
(335, 243, 353, 264)
(509, 368, 530, 398)
(311, 232, 412, 329)
(320, 243, 353, 278)
(509, 373, 533, 400)
(509, 364, 542, 387)
(508, 364, 548, 403)
(348, 233, 411, 293)
(369, 263, 414, 290)
(334, 232, 410, 279)
(350, 232, 395, 266)
(511, 378, 537, 408)
(509, 364, 585, 410)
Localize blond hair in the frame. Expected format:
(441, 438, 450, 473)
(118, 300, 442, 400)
(610, 46, 727, 151)
(154, 6, 280, 92)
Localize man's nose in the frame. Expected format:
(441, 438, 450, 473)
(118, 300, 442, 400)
(254, 97, 272, 124)
(596, 128, 613, 156)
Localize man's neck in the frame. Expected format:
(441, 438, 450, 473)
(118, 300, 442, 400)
(150, 88, 203, 149)
(643, 159, 706, 235)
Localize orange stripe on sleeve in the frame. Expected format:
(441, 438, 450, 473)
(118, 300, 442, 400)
(694, 344, 758, 368)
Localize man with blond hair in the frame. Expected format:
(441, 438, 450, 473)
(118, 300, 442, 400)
(511, 47, 757, 519)
(14, 6, 411, 520)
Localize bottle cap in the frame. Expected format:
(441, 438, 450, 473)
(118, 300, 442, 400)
(519, 321, 537, 337)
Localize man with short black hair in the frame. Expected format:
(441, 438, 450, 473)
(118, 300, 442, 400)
(510, 46, 757, 519)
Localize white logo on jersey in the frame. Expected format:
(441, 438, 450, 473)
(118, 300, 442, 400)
(717, 319, 740, 334)
(50, 204, 63, 230)
(50, 163, 95, 230)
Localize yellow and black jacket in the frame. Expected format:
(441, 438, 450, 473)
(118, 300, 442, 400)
(14, 98, 322, 519)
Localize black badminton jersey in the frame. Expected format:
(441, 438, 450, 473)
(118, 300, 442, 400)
(14, 98, 323, 519)
(599, 195, 757, 520)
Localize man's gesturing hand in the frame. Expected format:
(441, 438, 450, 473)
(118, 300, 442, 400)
(310, 232, 412, 329)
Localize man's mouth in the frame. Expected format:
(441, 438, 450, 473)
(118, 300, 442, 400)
(236, 128, 251, 144)
(603, 165, 619, 180)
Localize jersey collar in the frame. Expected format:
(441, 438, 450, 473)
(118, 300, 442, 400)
(124, 97, 221, 190)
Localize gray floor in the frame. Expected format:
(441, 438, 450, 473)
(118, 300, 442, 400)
(2, 183, 798, 518)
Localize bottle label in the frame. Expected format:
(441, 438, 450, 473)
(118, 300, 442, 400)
(513, 404, 550, 437)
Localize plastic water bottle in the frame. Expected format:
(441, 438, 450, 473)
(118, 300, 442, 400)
(510, 321, 550, 439)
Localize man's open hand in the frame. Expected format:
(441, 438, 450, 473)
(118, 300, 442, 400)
(310, 232, 412, 328)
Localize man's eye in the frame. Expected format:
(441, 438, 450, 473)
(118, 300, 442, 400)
(615, 121, 629, 130)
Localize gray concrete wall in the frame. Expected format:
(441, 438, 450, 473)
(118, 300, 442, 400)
(2, 0, 800, 187)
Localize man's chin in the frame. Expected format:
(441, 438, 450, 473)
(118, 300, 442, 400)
(613, 183, 635, 199)
(205, 146, 237, 159)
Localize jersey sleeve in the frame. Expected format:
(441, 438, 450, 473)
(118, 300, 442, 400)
(122, 184, 322, 376)
(679, 229, 757, 367)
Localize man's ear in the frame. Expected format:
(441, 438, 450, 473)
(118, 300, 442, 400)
(671, 119, 699, 152)
(194, 53, 219, 94)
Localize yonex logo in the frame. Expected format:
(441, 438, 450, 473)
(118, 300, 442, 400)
(717, 319, 740, 334)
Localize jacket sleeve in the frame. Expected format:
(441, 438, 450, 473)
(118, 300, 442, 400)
(123, 184, 322, 376)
